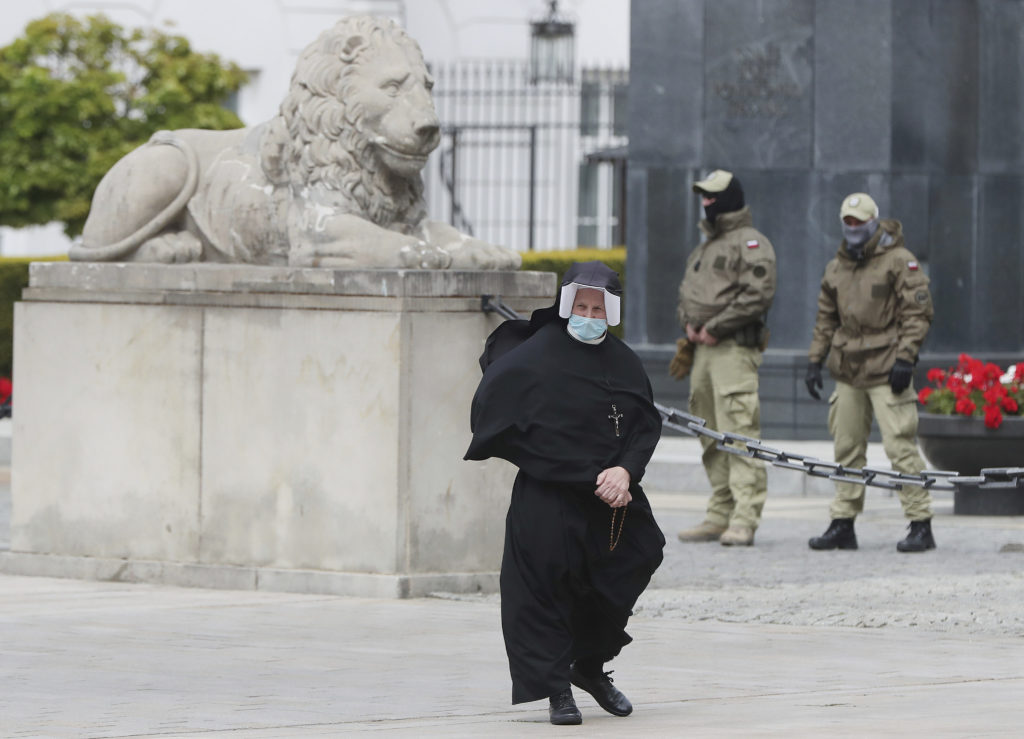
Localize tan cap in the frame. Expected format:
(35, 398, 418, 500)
(692, 169, 734, 194)
(840, 193, 879, 222)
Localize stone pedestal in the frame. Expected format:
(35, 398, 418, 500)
(3, 263, 554, 597)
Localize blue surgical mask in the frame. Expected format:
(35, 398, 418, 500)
(568, 314, 607, 341)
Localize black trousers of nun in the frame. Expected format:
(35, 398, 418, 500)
(500, 471, 665, 704)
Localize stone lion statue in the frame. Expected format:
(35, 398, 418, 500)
(70, 15, 521, 270)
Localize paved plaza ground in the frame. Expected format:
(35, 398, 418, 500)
(2, 455, 1023, 737)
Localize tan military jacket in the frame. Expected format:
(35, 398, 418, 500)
(677, 207, 777, 343)
(808, 219, 934, 388)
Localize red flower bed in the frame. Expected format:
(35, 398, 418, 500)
(918, 354, 1024, 429)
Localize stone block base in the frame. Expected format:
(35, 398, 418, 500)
(9, 263, 553, 596)
(0, 551, 498, 598)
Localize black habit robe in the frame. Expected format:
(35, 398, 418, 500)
(465, 310, 665, 704)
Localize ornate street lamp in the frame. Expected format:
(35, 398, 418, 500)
(530, 1, 575, 84)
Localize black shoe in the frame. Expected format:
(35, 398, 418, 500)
(897, 519, 936, 552)
(808, 518, 858, 550)
(549, 688, 582, 725)
(569, 663, 633, 717)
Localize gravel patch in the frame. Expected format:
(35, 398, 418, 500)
(636, 572, 1024, 636)
(434, 493, 1024, 639)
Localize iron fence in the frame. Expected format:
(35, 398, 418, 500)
(425, 61, 628, 252)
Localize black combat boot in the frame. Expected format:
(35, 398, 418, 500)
(549, 688, 583, 725)
(808, 518, 858, 550)
(897, 519, 936, 552)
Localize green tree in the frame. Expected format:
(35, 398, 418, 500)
(0, 13, 247, 237)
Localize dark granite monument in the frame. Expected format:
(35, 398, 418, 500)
(627, 0, 1024, 439)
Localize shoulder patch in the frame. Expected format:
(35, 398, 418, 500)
(746, 239, 760, 249)
(915, 289, 929, 304)
(752, 265, 767, 278)
(907, 261, 919, 270)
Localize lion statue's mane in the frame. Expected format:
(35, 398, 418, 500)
(260, 15, 426, 230)
(72, 14, 520, 269)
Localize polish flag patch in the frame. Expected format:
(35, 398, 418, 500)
(746, 240, 760, 249)
(908, 261, 919, 270)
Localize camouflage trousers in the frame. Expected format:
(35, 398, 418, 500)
(688, 340, 767, 530)
(828, 380, 932, 521)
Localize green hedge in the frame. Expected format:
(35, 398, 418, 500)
(0, 255, 66, 377)
(520, 247, 627, 338)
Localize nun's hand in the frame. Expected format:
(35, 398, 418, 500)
(596, 466, 632, 508)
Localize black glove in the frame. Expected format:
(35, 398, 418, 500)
(805, 361, 823, 400)
(889, 358, 914, 394)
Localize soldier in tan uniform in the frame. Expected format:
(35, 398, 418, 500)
(674, 170, 776, 546)
(805, 193, 936, 553)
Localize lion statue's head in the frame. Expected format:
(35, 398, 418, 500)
(261, 15, 439, 230)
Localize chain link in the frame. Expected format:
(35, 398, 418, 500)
(476, 298, 1022, 493)
(655, 402, 1023, 492)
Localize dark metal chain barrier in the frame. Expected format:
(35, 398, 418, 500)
(480, 294, 1023, 493)
(656, 402, 1023, 493)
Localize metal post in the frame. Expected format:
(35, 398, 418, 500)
(618, 161, 627, 245)
(449, 128, 459, 226)
(528, 125, 537, 251)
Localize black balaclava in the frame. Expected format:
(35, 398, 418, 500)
(699, 175, 745, 225)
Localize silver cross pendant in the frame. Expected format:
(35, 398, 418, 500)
(608, 404, 623, 437)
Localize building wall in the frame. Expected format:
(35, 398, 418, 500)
(627, 0, 1024, 438)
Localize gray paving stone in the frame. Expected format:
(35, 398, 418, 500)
(2, 439, 1023, 736)
(1, 569, 1022, 737)
(1, 471, 1023, 736)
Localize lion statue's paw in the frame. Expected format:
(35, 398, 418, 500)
(399, 241, 453, 270)
(447, 240, 522, 271)
(135, 232, 203, 263)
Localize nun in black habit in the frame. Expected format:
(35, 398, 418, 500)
(465, 261, 665, 725)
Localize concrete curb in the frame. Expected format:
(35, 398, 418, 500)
(0, 551, 499, 599)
